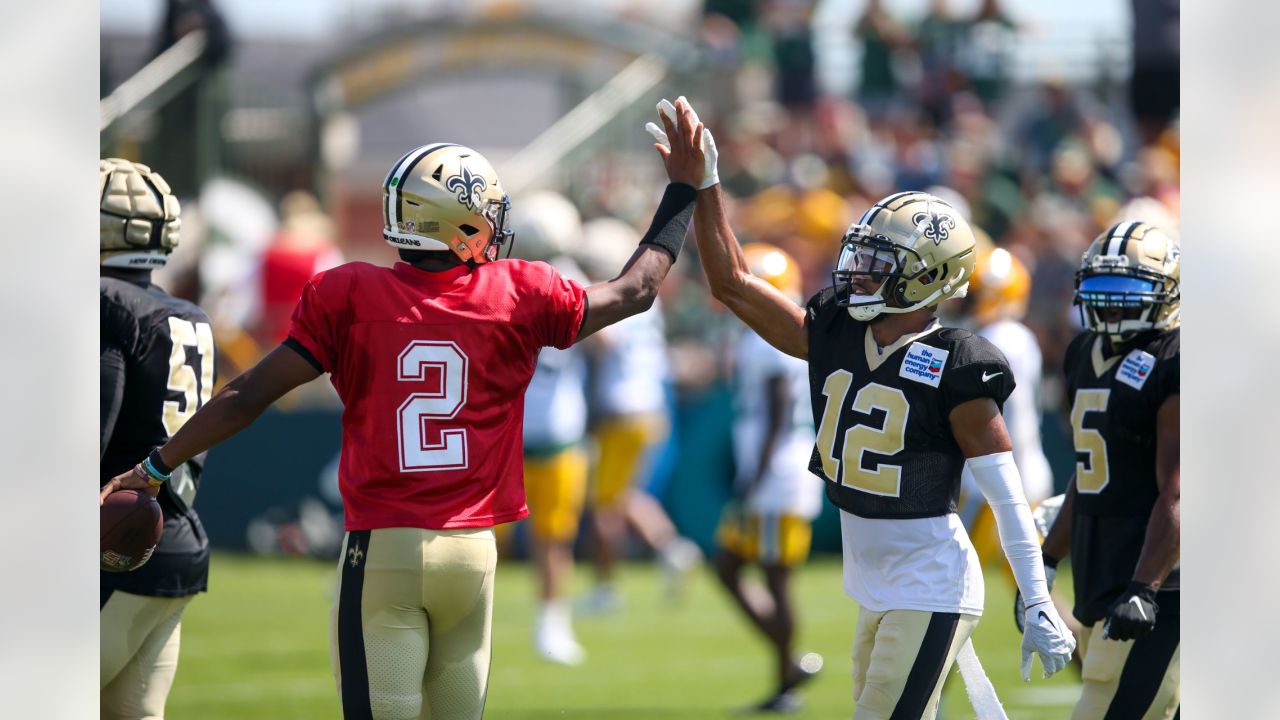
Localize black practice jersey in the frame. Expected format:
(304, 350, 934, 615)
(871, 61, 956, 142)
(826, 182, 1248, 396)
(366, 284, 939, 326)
(101, 277, 215, 597)
(804, 288, 1015, 519)
(1064, 328, 1179, 624)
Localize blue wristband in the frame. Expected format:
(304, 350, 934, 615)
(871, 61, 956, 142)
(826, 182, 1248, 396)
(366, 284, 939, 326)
(141, 456, 171, 485)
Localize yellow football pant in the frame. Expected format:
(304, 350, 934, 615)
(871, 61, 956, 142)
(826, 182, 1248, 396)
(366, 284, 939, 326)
(715, 509, 813, 567)
(851, 608, 979, 720)
(100, 590, 192, 720)
(591, 413, 667, 507)
(331, 527, 497, 720)
(524, 447, 588, 542)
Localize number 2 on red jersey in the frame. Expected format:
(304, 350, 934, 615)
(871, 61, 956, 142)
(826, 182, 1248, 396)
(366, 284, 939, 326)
(397, 341, 470, 472)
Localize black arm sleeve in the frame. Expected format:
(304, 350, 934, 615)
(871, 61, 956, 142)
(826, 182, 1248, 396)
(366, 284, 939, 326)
(101, 342, 127, 460)
(638, 182, 697, 261)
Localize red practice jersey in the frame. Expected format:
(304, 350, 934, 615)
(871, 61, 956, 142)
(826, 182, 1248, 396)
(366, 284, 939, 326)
(287, 260, 586, 530)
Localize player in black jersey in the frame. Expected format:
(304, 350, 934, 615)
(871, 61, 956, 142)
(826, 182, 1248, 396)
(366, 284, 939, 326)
(100, 158, 216, 719)
(1040, 221, 1181, 720)
(648, 98, 1073, 719)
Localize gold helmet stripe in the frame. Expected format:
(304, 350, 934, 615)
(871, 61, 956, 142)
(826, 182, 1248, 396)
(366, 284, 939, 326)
(384, 143, 457, 234)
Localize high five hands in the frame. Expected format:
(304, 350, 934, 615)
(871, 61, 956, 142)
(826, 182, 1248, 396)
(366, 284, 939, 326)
(646, 96, 719, 190)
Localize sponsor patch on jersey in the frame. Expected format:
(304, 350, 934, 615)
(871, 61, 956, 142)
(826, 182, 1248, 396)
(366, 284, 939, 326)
(899, 342, 949, 388)
(1116, 349, 1156, 390)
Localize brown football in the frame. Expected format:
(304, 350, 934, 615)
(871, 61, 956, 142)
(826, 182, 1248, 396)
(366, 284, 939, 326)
(101, 489, 163, 572)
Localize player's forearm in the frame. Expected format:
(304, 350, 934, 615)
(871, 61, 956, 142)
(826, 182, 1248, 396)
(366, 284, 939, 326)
(1132, 479, 1179, 588)
(692, 186, 808, 358)
(578, 247, 672, 339)
(579, 184, 693, 339)
(1041, 477, 1075, 562)
(693, 185, 753, 306)
(156, 374, 272, 468)
(970, 451, 1052, 607)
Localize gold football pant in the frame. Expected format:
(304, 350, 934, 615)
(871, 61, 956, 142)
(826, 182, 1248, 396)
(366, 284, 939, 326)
(100, 589, 192, 720)
(524, 447, 588, 542)
(851, 608, 979, 720)
(1072, 613, 1180, 720)
(715, 509, 813, 567)
(591, 413, 668, 507)
(331, 527, 497, 720)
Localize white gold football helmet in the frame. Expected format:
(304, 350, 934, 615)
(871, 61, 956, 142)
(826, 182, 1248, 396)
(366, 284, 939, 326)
(832, 191, 977, 321)
(382, 143, 512, 264)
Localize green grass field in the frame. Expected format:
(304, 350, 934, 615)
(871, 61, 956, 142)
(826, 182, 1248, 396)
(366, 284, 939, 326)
(167, 553, 1080, 719)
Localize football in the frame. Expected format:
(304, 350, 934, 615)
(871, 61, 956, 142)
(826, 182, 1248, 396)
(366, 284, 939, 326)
(101, 489, 164, 572)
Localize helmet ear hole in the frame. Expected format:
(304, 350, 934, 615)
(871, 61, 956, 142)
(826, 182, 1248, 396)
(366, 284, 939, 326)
(459, 223, 480, 237)
(431, 165, 443, 181)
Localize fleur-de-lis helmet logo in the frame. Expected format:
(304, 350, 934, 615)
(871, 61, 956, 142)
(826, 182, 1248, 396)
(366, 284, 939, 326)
(445, 166, 488, 212)
(912, 211, 956, 245)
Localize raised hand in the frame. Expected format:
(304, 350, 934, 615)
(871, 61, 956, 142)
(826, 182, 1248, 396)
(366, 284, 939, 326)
(645, 97, 714, 189)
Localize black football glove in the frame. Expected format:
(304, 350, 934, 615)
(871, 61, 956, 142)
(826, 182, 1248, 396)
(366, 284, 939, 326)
(1014, 552, 1058, 633)
(1102, 582, 1159, 641)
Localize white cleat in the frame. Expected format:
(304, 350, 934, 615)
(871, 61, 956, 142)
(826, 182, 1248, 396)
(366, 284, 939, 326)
(534, 626, 587, 666)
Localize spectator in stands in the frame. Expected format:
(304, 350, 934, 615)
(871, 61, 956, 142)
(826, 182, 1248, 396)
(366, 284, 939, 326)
(852, 0, 911, 119)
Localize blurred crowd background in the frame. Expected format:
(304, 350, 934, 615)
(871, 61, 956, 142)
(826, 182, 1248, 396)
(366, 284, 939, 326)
(100, 0, 1178, 557)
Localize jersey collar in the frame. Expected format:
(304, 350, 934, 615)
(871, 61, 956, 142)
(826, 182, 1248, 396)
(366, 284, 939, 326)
(393, 261, 473, 286)
(864, 319, 941, 372)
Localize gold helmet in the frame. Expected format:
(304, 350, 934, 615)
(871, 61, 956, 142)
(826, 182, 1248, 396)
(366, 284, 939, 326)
(969, 246, 1031, 324)
(833, 191, 976, 321)
(1075, 221, 1180, 340)
(382, 143, 512, 264)
(100, 158, 181, 268)
(743, 243, 802, 302)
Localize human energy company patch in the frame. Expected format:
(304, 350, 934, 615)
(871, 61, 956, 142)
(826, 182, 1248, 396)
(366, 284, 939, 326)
(1117, 349, 1156, 390)
(900, 342, 949, 388)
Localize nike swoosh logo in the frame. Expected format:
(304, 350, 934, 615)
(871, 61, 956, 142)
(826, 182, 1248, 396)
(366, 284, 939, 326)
(1128, 596, 1148, 621)
(982, 371, 1003, 382)
(1038, 610, 1051, 624)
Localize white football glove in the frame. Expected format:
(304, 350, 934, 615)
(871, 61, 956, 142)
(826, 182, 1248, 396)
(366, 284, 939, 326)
(1013, 563, 1055, 632)
(1021, 600, 1075, 681)
(645, 96, 719, 190)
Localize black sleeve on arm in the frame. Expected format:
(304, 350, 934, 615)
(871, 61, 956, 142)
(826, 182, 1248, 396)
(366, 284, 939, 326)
(100, 342, 127, 459)
(282, 336, 325, 374)
(638, 182, 697, 261)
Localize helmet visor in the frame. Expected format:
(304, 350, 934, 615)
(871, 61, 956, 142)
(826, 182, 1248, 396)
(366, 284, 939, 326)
(838, 242, 898, 281)
(1076, 275, 1159, 308)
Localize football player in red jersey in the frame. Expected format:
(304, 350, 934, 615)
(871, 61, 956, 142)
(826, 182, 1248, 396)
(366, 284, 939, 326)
(101, 100, 708, 720)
